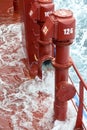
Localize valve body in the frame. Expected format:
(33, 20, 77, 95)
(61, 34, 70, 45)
(29, 0, 54, 78)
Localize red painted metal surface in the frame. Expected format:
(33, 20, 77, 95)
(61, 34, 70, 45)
(42, 9, 76, 120)
(57, 81, 76, 102)
(18, 0, 40, 78)
(13, 0, 19, 13)
(29, 0, 54, 78)
(27, 0, 54, 78)
(0, 0, 12, 14)
(0, 0, 20, 25)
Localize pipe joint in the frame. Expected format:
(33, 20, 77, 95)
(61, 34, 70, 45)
(52, 57, 72, 70)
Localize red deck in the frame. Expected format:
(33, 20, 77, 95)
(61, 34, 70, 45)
(0, 1, 54, 129)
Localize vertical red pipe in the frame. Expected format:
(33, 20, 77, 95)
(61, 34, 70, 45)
(54, 45, 70, 120)
(29, 0, 54, 77)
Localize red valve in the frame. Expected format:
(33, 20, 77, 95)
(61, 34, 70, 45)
(29, 0, 54, 78)
(42, 9, 75, 41)
(53, 9, 75, 41)
(29, 0, 54, 22)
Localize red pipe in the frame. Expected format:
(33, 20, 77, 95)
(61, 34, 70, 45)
(28, 0, 54, 78)
(54, 45, 70, 120)
(42, 9, 76, 120)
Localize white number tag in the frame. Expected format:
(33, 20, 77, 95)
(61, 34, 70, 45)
(64, 28, 73, 35)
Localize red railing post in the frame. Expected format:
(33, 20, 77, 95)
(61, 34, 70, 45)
(74, 81, 84, 130)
